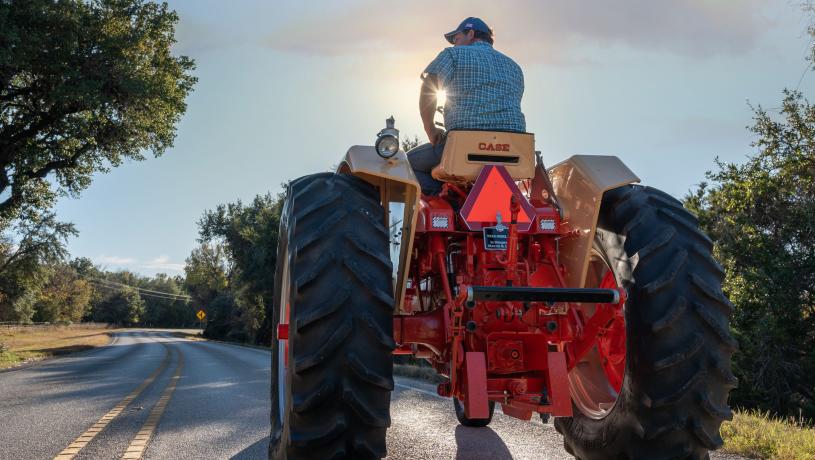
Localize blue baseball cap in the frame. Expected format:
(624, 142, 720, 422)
(444, 17, 492, 44)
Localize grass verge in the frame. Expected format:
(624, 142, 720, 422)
(161, 329, 206, 341)
(0, 324, 113, 370)
(720, 409, 815, 460)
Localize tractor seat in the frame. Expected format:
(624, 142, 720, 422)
(431, 130, 536, 184)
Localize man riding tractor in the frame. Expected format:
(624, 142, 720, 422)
(408, 17, 526, 196)
(271, 16, 735, 460)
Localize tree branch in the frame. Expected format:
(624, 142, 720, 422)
(25, 147, 87, 181)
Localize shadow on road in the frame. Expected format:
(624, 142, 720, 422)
(454, 424, 513, 460)
(230, 435, 269, 460)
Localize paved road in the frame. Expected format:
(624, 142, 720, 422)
(388, 379, 746, 460)
(0, 331, 269, 460)
(0, 330, 743, 459)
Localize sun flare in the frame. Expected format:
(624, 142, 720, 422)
(436, 89, 447, 107)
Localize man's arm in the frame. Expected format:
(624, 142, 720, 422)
(420, 73, 445, 145)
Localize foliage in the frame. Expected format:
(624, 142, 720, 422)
(196, 193, 283, 344)
(32, 264, 92, 323)
(139, 273, 190, 327)
(0, 211, 76, 322)
(200, 292, 240, 341)
(685, 90, 815, 418)
(184, 243, 230, 305)
(401, 134, 422, 152)
(86, 268, 193, 327)
(0, 0, 196, 227)
(184, 242, 231, 335)
(89, 286, 143, 326)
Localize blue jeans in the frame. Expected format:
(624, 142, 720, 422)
(407, 142, 445, 196)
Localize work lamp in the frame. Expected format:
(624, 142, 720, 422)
(375, 116, 400, 159)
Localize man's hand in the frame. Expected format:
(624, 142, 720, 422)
(425, 126, 445, 146)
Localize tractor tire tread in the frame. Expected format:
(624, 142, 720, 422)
(556, 185, 734, 460)
(650, 296, 687, 333)
(270, 173, 394, 460)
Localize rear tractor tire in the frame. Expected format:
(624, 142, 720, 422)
(555, 185, 737, 460)
(270, 173, 396, 460)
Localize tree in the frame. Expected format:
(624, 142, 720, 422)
(401, 134, 422, 152)
(140, 274, 191, 327)
(0, 211, 76, 322)
(197, 193, 283, 344)
(32, 263, 92, 323)
(685, 90, 815, 418)
(90, 286, 144, 326)
(184, 243, 230, 306)
(0, 0, 196, 227)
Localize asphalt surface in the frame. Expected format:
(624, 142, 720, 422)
(0, 331, 269, 460)
(0, 330, 745, 460)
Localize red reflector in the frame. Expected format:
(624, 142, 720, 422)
(277, 324, 289, 340)
(460, 165, 535, 231)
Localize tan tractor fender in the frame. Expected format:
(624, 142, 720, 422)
(337, 146, 421, 312)
(548, 155, 640, 288)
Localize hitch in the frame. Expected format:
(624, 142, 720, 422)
(466, 286, 621, 304)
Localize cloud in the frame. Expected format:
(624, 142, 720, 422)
(96, 255, 137, 265)
(263, 0, 772, 63)
(140, 255, 185, 272)
(93, 254, 184, 272)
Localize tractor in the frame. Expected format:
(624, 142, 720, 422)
(270, 117, 736, 460)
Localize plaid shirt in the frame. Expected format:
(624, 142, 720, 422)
(423, 41, 526, 132)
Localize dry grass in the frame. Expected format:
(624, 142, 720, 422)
(0, 324, 113, 369)
(166, 330, 205, 341)
(720, 409, 815, 460)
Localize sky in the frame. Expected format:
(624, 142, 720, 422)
(52, 0, 815, 277)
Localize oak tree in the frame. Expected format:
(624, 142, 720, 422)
(0, 0, 196, 227)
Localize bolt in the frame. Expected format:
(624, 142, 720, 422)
(510, 349, 520, 359)
(466, 321, 477, 332)
(546, 321, 558, 332)
(466, 300, 476, 309)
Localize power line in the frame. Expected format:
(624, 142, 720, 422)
(86, 277, 192, 301)
(88, 277, 191, 298)
(89, 282, 192, 302)
(90, 278, 191, 299)
(795, 61, 811, 92)
(91, 286, 191, 303)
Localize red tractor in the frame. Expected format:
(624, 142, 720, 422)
(270, 118, 736, 460)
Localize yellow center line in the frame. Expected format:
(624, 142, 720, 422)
(53, 338, 171, 460)
(121, 345, 184, 460)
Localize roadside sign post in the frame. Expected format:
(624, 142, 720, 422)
(196, 310, 206, 331)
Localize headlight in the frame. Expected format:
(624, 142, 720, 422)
(375, 134, 399, 158)
(375, 116, 400, 159)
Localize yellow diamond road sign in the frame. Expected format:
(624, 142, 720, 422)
(196, 310, 206, 321)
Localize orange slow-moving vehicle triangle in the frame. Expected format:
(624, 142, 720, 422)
(460, 165, 534, 231)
